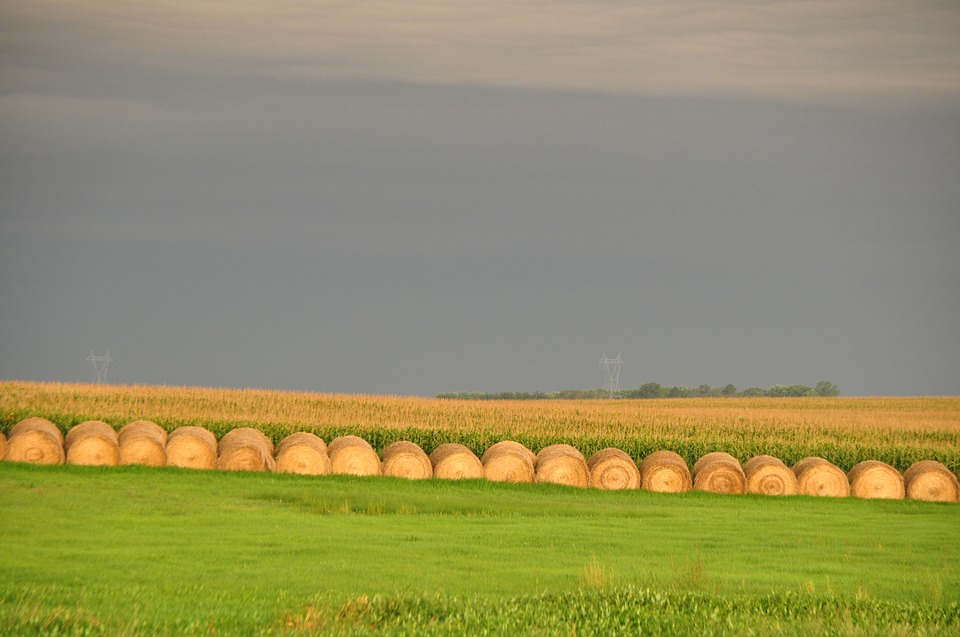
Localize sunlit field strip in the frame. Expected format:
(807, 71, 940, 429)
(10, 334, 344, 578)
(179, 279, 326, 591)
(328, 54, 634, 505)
(2, 381, 958, 472)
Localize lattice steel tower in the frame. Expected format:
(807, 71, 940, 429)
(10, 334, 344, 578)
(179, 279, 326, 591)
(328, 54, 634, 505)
(87, 351, 112, 384)
(599, 353, 623, 399)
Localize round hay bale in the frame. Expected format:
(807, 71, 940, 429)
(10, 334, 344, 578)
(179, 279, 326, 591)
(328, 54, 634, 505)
(430, 443, 483, 480)
(692, 452, 746, 494)
(847, 460, 904, 500)
(743, 455, 798, 496)
(4, 417, 64, 465)
(276, 432, 331, 475)
(118, 420, 167, 467)
(482, 441, 534, 483)
(65, 420, 119, 466)
(329, 435, 381, 476)
(277, 432, 328, 457)
(10, 417, 64, 445)
(382, 441, 432, 480)
(535, 444, 589, 488)
(792, 457, 850, 497)
(587, 448, 640, 490)
(903, 460, 960, 503)
(638, 450, 692, 493)
(217, 427, 275, 472)
(166, 426, 218, 470)
(0, 432, 6, 459)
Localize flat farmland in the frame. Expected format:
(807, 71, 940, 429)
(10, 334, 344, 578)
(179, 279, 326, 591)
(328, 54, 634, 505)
(1, 381, 959, 635)
(2, 381, 958, 471)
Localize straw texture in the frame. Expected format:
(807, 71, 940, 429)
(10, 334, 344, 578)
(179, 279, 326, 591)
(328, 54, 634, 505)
(587, 448, 640, 490)
(692, 452, 746, 494)
(793, 457, 850, 497)
(903, 460, 959, 503)
(481, 440, 535, 483)
(329, 435, 381, 476)
(217, 427, 275, 472)
(847, 460, 904, 500)
(430, 443, 483, 480)
(166, 426, 218, 469)
(276, 432, 331, 475)
(4, 417, 64, 465)
(118, 420, 167, 467)
(381, 441, 432, 479)
(535, 444, 589, 488)
(743, 455, 798, 496)
(638, 450, 692, 493)
(65, 420, 119, 466)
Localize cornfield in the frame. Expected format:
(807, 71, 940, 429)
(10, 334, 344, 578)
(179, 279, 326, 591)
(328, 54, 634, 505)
(1, 380, 958, 472)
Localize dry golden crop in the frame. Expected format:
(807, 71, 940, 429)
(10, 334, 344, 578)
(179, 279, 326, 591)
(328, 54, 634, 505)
(1, 380, 958, 472)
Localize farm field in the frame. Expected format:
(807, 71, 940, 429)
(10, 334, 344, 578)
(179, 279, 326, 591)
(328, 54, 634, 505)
(1, 380, 959, 472)
(1, 380, 959, 635)
(1, 463, 958, 636)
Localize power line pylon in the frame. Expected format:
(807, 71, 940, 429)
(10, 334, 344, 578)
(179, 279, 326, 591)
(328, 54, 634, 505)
(599, 353, 623, 399)
(86, 351, 112, 384)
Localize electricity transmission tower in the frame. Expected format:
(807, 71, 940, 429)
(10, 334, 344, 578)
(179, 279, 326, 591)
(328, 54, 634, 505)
(599, 353, 623, 399)
(86, 351, 112, 384)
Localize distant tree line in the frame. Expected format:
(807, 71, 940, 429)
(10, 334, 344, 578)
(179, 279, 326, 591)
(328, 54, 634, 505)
(437, 381, 839, 400)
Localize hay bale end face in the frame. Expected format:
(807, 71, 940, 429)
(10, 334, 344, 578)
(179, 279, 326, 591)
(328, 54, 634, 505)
(692, 452, 746, 495)
(482, 441, 535, 483)
(65, 421, 119, 467)
(217, 427, 275, 472)
(430, 443, 483, 480)
(903, 460, 960, 503)
(535, 444, 589, 488)
(118, 420, 167, 467)
(793, 457, 850, 497)
(166, 426, 218, 470)
(743, 455, 798, 496)
(4, 417, 65, 465)
(587, 448, 640, 490)
(638, 450, 691, 493)
(276, 432, 331, 475)
(0, 432, 6, 459)
(847, 460, 904, 500)
(329, 435, 381, 476)
(381, 441, 432, 480)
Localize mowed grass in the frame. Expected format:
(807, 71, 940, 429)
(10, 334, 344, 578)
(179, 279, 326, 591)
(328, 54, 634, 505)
(1, 463, 958, 635)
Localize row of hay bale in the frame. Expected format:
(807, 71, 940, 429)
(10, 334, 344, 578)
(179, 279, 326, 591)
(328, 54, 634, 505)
(2, 418, 958, 503)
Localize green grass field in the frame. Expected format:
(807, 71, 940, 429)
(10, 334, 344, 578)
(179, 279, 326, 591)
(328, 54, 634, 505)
(1, 463, 958, 635)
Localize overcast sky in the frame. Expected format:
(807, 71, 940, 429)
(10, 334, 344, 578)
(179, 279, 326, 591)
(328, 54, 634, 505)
(1, 1, 959, 396)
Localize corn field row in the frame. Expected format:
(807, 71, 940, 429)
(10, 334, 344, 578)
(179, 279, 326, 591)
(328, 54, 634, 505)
(1, 381, 958, 472)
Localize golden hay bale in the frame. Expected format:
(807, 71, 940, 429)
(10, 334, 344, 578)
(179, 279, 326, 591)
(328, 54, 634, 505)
(4, 417, 64, 465)
(65, 420, 119, 466)
(166, 426, 218, 470)
(903, 460, 960, 503)
(482, 440, 535, 483)
(381, 441, 432, 480)
(743, 455, 798, 496)
(692, 452, 746, 494)
(277, 432, 328, 456)
(430, 443, 483, 480)
(587, 448, 640, 490)
(328, 435, 381, 476)
(535, 444, 589, 488)
(847, 460, 905, 500)
(275, 432, 331, 475)
(638, 450, 692, 493)
(792, 457, 850, 497)
(10, 417, 64, 445)
(217, 427, 275, 472)
(0, 432, 6, 459)
(118, 420, 167, 467)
